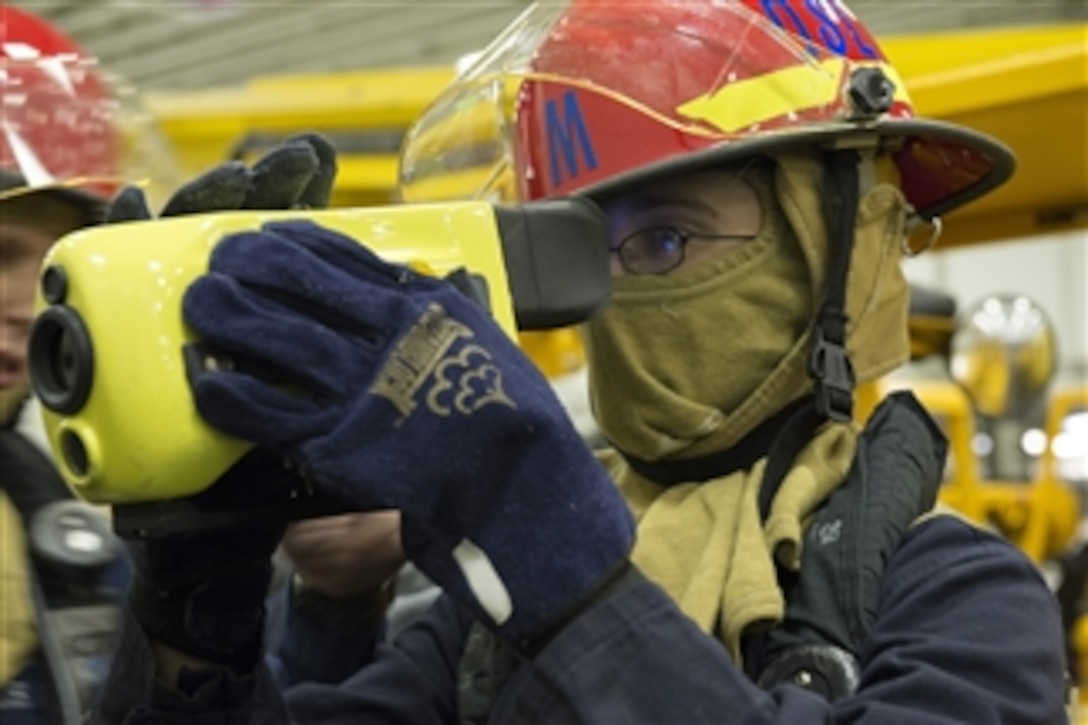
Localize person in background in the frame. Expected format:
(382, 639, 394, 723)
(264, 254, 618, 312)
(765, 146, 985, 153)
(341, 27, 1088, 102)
(0, 6, 145, 721)
(0, 175, 127, 725)
(92, 1, 1068, 722)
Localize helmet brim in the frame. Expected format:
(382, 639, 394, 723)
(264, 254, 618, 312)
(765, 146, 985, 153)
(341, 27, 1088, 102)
(578, 117, 1015, 222)
(0, 169, 106, 226)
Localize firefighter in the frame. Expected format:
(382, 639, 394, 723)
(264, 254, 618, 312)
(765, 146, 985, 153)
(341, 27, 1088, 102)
(93, 1, 1067, 722)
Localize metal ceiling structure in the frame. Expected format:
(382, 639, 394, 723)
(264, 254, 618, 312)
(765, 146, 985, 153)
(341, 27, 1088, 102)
(20, 0, 1088, 92)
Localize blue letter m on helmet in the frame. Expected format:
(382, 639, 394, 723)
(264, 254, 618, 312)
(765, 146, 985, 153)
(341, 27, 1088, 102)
(545, 91, 598, 187)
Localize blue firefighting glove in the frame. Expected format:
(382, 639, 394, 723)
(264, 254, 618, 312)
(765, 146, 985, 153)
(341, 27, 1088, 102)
(182, 219, 635, 643)
(110, 136, 337, 669)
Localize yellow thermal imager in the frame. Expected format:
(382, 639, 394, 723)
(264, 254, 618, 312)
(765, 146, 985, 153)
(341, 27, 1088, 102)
(28, 199, 608, 520)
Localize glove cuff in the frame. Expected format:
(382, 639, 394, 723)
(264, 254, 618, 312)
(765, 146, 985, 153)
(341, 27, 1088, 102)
(513, 561, 639, 657)
(129, 562, 273, 671)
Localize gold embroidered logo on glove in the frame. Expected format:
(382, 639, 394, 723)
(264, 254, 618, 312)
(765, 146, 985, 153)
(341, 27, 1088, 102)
(368, 303, 516, 424)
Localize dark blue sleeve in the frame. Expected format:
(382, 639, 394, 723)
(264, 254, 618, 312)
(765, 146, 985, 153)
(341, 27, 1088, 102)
(839, 515, 1069, 723)
(488, 515, 1069, 724)
(92, 607, 292, 724)
(92, 515, 1068, 724)
(282, 594, 469, 723)
(92, 594, 469, 724)
(263, 564, 442, 689)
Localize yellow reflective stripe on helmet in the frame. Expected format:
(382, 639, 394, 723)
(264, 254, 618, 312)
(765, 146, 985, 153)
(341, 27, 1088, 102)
(675, 59, 910, 134)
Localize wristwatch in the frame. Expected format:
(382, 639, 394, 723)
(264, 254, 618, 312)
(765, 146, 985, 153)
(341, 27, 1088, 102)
(291, 573, 397, 633)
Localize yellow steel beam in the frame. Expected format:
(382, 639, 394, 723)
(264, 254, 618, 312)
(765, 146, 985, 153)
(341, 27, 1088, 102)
(146, 67, 455, 175)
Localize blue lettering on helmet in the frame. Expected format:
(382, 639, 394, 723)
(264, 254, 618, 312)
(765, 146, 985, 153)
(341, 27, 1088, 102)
(805, 0, 847, 55)
(545, 90, 598, 187)
(760, 0, 879, 59)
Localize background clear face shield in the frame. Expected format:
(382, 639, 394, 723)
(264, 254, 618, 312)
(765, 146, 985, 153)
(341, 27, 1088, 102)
(398, 0, 1011, 220)
(0, 53, 180, 216)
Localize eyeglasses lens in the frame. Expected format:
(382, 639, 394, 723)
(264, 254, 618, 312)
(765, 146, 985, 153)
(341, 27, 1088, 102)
(621, 228, 684, 274)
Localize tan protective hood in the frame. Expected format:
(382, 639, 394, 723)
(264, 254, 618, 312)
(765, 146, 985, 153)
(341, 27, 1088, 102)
(585, 151, 910, 461)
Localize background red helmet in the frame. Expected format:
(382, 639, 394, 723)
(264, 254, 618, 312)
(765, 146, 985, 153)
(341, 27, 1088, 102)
(399, 0, 1014, 221)
(0, 4, 177, 220)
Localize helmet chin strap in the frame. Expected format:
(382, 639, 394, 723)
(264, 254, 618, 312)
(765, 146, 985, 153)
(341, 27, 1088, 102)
(808, 149, 861, 423)
(749, 149, 865, 521)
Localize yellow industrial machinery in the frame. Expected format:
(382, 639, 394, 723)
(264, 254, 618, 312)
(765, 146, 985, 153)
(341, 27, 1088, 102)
(860, 281, 1081, 569)
(884, 287, 1082, 564)
(890, 376, 1083, 565)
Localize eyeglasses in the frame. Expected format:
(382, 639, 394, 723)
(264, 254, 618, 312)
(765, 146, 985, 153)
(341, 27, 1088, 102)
(611, 225, 758, 275)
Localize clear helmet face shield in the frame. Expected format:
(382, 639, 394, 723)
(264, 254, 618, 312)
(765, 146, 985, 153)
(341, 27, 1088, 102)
(398, 0, 1013, 219)
(0, 53, 180, 216)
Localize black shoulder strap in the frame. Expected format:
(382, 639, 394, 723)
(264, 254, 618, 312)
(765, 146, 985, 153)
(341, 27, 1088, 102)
(754, 391, 947, 701)
(0, 429, 73, 523)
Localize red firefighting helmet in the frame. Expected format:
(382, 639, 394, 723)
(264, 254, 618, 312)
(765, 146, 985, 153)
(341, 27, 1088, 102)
(0, 5, 176, 220)
(399, 0, 1014, 221)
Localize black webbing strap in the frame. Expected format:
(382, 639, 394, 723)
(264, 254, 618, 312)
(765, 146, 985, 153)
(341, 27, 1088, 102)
(808, 150, 860, 423)
(756, 399, 824, 521)
(0, 428, 73, 525)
